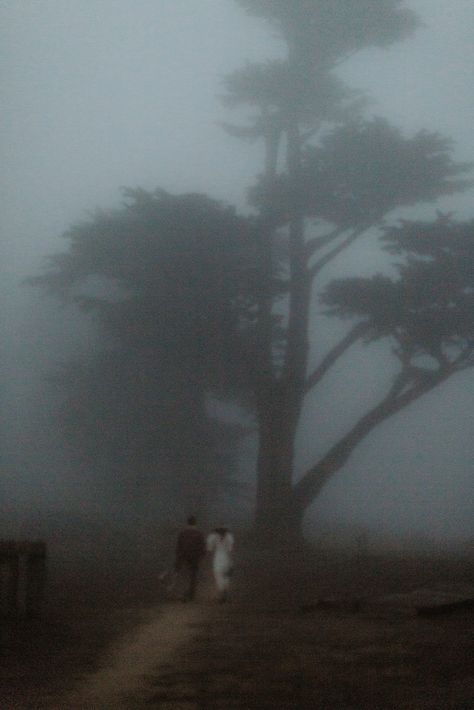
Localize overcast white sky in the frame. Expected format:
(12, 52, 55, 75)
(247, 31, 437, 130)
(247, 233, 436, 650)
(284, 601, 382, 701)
(2, 1, 474, 540)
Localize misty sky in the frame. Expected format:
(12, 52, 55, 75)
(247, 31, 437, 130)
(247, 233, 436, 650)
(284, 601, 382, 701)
(2, 1, 474, 541)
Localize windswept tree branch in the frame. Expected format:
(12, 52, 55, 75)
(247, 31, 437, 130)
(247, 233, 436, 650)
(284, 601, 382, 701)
(294, 364, 456, 511)
(309, 227, 366, 277)
(304, 226, 346, 261)
(386, 368, 413, 400)
(305, 320, 370, 393)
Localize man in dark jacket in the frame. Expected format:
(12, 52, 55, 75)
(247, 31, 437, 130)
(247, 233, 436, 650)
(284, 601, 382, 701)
(175, 515, 206, 600)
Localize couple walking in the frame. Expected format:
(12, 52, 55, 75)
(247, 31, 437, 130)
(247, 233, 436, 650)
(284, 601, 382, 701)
(175, 516, 234, 602)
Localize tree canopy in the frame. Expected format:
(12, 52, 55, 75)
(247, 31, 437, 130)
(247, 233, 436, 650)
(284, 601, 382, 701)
(250, 119, 472, 228)
(235, 0, 419, 63)
(31, 189, 256, 514)
(34, 189, 257, 390)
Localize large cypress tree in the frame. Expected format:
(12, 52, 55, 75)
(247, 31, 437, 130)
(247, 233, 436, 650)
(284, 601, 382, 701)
(226, 1, 473, 539)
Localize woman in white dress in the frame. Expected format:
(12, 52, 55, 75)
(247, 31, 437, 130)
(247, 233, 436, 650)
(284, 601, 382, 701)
(206, 527, 234, 602)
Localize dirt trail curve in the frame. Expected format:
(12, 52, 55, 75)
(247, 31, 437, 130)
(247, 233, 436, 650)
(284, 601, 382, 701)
(43, 555, 474, 710)
(53, 597, 313, 710)
(53, 601, 212, 709)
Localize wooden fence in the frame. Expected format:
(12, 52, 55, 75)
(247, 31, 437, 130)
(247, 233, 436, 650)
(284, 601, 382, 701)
(0, 541, 46, 617)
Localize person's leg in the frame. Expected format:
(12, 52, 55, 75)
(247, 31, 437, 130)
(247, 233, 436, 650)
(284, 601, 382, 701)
(215, 568, 227, 602)
(188, 561, 199, 600)
(221, 574, 231, 602)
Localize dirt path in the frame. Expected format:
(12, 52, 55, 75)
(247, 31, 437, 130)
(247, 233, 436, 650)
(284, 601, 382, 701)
(52, 598, 307, 710)
(50, 602, 211, 709)
(52, 589, 474, 710)
(8, 552, 473, 709)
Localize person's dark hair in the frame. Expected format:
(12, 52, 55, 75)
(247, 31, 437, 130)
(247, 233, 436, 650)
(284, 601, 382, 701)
(187, 515, 197, 526)
(214, 527, 228, 538)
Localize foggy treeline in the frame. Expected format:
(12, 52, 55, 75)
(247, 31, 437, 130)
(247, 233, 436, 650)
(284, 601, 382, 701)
(2, 1, 474, 552)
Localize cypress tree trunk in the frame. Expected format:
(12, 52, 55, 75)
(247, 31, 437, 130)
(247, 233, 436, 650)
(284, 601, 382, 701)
(254, 390, 299, 541)
(253, 74, 312, 544)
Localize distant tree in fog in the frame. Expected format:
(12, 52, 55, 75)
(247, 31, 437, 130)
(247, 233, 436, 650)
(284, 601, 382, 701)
(226, 0, 474, 540)
(30, 189, 255, 514)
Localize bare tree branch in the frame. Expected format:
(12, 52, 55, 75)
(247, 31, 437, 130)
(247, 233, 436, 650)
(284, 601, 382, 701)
(304, 226, 346, 261)
(294, 365, 456, 510)
(305, 321, 370, 393)
(385, 368, 412, 400)
(309, 227, 366, 277)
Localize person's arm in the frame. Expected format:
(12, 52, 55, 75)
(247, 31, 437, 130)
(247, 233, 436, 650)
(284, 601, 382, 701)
(206, 534, 215, 553)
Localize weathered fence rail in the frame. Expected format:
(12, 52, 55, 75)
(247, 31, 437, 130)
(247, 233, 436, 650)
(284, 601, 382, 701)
(0, 541, 46, 617)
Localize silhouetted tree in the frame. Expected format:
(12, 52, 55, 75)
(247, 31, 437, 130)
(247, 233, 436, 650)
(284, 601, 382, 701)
(31, 189, 255, 515)
(292, 213, 474, 520)
(228, 0, 473, 539)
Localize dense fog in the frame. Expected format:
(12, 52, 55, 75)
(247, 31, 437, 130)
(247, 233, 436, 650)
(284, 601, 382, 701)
(2, 0, 474, 553)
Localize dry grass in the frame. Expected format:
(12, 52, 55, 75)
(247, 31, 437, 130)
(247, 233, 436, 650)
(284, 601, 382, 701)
(1, 544, 473, 708)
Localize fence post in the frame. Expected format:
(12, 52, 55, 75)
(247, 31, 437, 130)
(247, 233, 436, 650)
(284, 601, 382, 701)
(0, 541, 47, 617)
